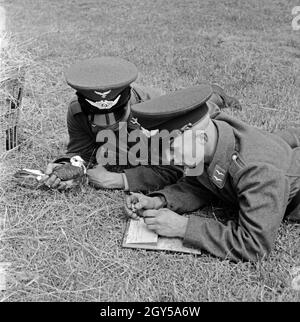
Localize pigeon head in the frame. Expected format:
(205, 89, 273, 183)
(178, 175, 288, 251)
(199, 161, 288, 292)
(70, 156, 85, 168)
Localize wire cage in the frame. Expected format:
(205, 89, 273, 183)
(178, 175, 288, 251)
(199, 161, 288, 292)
(0, 67, 25, 155)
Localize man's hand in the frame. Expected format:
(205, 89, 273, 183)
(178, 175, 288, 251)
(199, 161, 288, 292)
(124, 192, 166, 219)
(87, 165, 125, 189)
(40, 163, 73, 191)
(142, 208, 188, 238)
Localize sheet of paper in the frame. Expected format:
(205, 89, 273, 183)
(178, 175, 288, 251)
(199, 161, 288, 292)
(126, 218, 158, 244)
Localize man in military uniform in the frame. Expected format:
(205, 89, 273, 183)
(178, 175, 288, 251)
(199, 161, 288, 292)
(42, 56, 241, 192)
(125, 86, 300, 262)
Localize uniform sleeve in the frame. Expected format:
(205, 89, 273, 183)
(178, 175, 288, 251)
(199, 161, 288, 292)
(183, 163, 289, 262)
(65, 105, 98, 163)
(56, 88, 151, 165)
(54, 106, 98, 164)
(124, 165, 184, 193)
(147, 176, 214, 213)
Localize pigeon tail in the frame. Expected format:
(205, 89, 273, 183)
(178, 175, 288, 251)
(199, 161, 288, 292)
(13, 169, 47, 181)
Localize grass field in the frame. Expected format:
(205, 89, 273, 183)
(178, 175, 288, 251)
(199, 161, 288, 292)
(0, 0, 300, 302)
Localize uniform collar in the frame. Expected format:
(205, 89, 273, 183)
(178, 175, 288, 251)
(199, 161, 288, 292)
(207, 120, 235, 188)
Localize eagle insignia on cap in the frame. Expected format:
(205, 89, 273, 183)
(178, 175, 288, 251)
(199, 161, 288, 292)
(141, 127, 159, 138)
(94, 90, 111, 98)
(86, 95, 121, 110)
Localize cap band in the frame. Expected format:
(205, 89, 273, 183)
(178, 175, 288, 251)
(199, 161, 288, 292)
(77, 87, 131, 115)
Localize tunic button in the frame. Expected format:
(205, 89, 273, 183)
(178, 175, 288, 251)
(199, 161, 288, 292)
(232, 154, 237, 161)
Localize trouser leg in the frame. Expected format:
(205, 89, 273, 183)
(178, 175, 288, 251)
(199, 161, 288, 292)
(131, 83, 165, 102)
(274, 128, 300, 148)
(286, 182, 300, 222)
(132, 83, 242, 115)
(207, 85, 243, 117)
(277, 127, 300, 221)
(211, 84, 242, 110)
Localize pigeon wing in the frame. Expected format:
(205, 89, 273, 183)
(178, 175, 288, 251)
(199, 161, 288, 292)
(52, 164, 85, 181)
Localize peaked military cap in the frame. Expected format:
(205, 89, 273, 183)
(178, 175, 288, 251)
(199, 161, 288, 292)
(131, 84, 212, 130)
(65, 57, 138, 124)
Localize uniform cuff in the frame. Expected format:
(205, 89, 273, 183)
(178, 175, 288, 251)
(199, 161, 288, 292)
(182, 215, 211, 249)
(148, 189, 178, 212)
(123, 168, 150, 192)
(122, 173, 129, 191)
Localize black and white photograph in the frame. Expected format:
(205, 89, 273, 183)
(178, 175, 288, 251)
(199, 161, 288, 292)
(0, 0, 299, 307)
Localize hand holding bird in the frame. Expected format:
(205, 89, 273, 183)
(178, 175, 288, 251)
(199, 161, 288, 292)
(14, 155, 88, 191)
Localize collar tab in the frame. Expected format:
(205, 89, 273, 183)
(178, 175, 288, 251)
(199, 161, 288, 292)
(212, 164, 227, 188)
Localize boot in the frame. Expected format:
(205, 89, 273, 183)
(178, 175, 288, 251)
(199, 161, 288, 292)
(211, 84, 242, 111)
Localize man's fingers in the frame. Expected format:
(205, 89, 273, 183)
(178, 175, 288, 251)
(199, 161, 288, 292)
(135, 198, 153, 210)
(38, 174, 50, 183)
(88, 178, 98, 185)
(128, 192, 148, 210)
(45, 164, 54, 175)
(124, 205, 139, 220)
(89, 180, 104, 190)
(125, 195, 131, 209)
(87, 175, 102, 186)
(129, 192, 144, 199)
(51, 177, 61, 189)
(56, 179, 74, 191)
(144, 217, 156, 225)
(124, 205, 132, 217)
(44, 174, 58, 187)
(57, 182, 67, 191)
(45, 163, 61, 175)
(146, 224, 157, 231)
(124, 194, 140, 219)
(124, 193, 149, 218)
(65, 179, 76, 189)
(142, 209, 158, 217)
(136, 208, 145, 217)
(125, 194, 137, 209)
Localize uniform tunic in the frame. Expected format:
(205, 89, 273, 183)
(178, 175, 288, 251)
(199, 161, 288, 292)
(150, 112, 300, 262)
(56, 84, 239, 193)
(56, 84, 183, 193)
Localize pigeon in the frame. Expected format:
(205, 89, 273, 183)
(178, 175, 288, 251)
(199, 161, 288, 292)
(13, 155, 87, 190)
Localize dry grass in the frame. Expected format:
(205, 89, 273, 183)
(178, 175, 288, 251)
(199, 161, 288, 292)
(0, 0, 299, 302)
